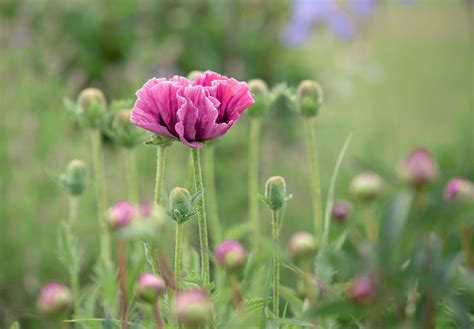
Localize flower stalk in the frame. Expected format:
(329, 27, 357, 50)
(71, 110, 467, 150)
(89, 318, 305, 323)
(154, 145, 168, 205)
(204, 143, 221, 244)
(271, 209, 280, 316)
(249, 118, 262, 245)
(191, 148, 210, 284)
(152, 302, 164, 329)
(117, 240, 129, 329)
(174, 222, 184, 291)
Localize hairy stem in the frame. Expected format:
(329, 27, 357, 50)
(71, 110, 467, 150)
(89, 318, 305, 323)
(67, 196, 80, 315)
(117, 240, 128, 329)
(174, 223, 184, 291)
(89, 129, 111, 265)
(152, 302, 164, 329)
(204, 144, 221, 245)
(249, 118, 262, 246)
(304, 118, 323, 241)
(154, 145, 167, 205)
(123, 148, 139, 205)
(191, 147, 210, 285)
(271, 209, 280, 316)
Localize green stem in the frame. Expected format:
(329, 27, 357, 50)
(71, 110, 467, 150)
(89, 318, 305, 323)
(152, 302, 164, 329)
(123, 148, 139, 205)
(68, 196, 80, 315)
(204, 144, 221, 245)
(117, 240, 129, 329)
(154, 145, 167, 205)
(191, 147, 210, 285)
(364, 202, 377, 241)
(249, 118, 262, 246)
(89, 129, 111, 265)
(304, 118, 323, 242)
(462, 225, 474, 269)
(271, 209, 280, 316)
(174, 223, 184, 291)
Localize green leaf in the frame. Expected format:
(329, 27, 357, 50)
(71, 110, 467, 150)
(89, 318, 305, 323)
(269, 318, 313, 327)
(279, 286, 304, 316)
(9, 322, 20, 329)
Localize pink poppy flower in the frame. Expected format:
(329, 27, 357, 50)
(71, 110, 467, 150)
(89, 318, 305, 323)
(130, 70, 254, 148)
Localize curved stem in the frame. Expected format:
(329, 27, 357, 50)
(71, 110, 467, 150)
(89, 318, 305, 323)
(204, 144, 221, 245)
(249, 118, 261, 246)
(174, 223, 184, 291)
(191, 147, 210, 285)
(304, 118, 323, 242)
(117, 240, 128, 329)
(271, 209, 280, 316)
(154, 145, 167, 205)
(89, 129, 111, 265)
(123, 148, 139, 205)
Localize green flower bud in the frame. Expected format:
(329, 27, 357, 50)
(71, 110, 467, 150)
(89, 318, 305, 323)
(349, 171, 383, 202)
(187, 70, 204, 80)
(264, 176, 289, 211)
(105, 108, 144, 148)
(247, 79, 269, 118)
(77, 88, 107, 128)
(288, 231, 317, 259)
(60, 159, 87, 196)
(169, 187, 196, 223)
(296, 80, 323, 117)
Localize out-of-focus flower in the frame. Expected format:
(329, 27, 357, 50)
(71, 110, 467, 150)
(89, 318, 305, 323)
(135, 273, 166, 304)
(247, 79, 270, 118)
(297, 274, 326, 301)
(130, 70, 254, 148)
(350, 171, 383, 201)
(174, 288, 212, 327)
(288, 231, 317, 259)
(350, 0, 377, 18)
(332, 200, 352, 223)
(347, 275, 375, 303)
(139, 202, 154, 218)
(60, 159, 87, 196)
(444, 178, 474, 201)
(108, 201, 135, 230)
(214, 240, 246, 270)
(75, 88, 107, 128)
(104, 100, 145, 148)
(37, 282, 72, 315)
(398, 148, 438, 188)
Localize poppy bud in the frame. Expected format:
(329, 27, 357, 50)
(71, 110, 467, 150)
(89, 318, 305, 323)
(247, 79, 269, 118)
(135, 273, 166, 304)
(349, 171, 383, 202)
(296, 80, 323, 117)
(332, 200, 352, 223)
(264, 176, 289, 211)
(108, 201, 135, 230)
(37, 282, 72, 315)
(444, 178, 474, 201)
(398, 148, 438, 189)
(61, 159, 87, 196)
(187, 70, 204, 80)
(77, 88, 107, 128)
(347, 275, 375, 303)
(288, 231, 317, 259)
(174, 288, 212, 327)
(214, 240, 246, 271)
(169, 187, 195, 223)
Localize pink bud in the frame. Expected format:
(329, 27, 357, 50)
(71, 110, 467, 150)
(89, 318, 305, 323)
(288, 231, 317, 259)
(174, 288, 212, 327)
(399, 148, 438, 188)
(347, 275, 375, 303)
(349, 171, 383, 201)
(444, 178, 474, 201)
(37, 282, 72, 315)
(214, 240, 246, 270)
(135, 273, 166, 304)
(331, 200, 352, 223)
(108, 201, 135, 230)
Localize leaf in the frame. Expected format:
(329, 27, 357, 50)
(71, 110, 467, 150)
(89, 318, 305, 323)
(9, 322, 20, 329)
(321, 134, 352, 248)
(279, 286, 304, 316)
(244, 298, 265, 312)
(269, 318, 313, 327)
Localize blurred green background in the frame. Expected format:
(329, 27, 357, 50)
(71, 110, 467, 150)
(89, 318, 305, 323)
(0, 0, 472, 326)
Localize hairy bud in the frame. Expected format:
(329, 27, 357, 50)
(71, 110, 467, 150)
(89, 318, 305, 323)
(76, 88, 107, 128)
(349, 171, 383, 202)
(37, 282, 72, 316)
(214, 240, 246, 271)
(296, 80, 323, 117)
(247, 79, 269, 118)
(135, 273, 166, 304)
(60, 159, 87, 196)
(264, 176, 290, 211)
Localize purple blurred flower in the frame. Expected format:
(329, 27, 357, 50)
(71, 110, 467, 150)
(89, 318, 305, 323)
(214, 240, 246, 270)
(135, 273, 166, 303)
(444, 178, 474, 201)
(131, 70, 254, 148)
(350, 0, 377, 18)
(174, 288, 212, 327)
(37, 282, 72, 315)
(139, 202, 154, 218)
(109, 201, 135, 230)
(347, 275, 375, 303)
(399, 148, 438, 188)
(332, 200, 352, 223)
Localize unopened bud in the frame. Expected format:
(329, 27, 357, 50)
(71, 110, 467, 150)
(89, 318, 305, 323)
(77, 88, 107, 128)
(214, 240, 246, 271)
(296, 80, 323, 117)
(108, 201, 135, 230)
(247, 79, 269, 117)
(398, 148, 438, 188)
(135, 273, 166, 304)
(347, 275, 375, 303)
(187, 70, 204, 80)
(444, 178, 474, 201)
(288, 231, 317, 259)
(174, 288, 212, 327)
(332, 200, 352, 223)
(264, 176, 289, 211)
(349, 172, 383, 202)
(37, 282, 72, 315)
(169, 187, 194, 223)
(61, 159, 87, 196)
